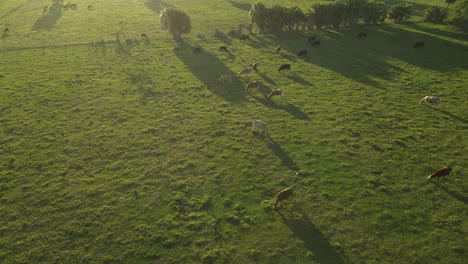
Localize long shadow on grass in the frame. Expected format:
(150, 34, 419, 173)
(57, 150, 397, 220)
(266, 138, 300, 171)
(277, 205, 348, 264)
(229, 1, 251, 12)
(249, 92, 310, 121)
(33, 7, 62, 30)
(431, 181, 467, 204)
(145, 0, 175, 13)
(422, 105, 468, 124)
(175, 40, 246, 102)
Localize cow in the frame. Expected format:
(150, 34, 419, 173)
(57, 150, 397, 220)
(219, 45, 228, 52)
(311, 40, 320, 47)
(413, 42, 425, 48)
(88, 5, 93, 11)
(269, 89, 283, 98)
(245, 81, 260, 90)
(297, 49, 307, 58)
(420, 96, 440, 107)
(252, 119, 269, 136)
(3, 27, 9, 34)
(240, 35, 250, 41)
(43, 6, 48, 13)
(274, 187, 293, 209)
(357, 32, 367, 38)
(141, 33, 149, 40)
(70, 3, 77, 10)
(427, 166, 452, 181)
(275, 45, 281, 54)
(194, 47, 203, 53)
(278, 64, 290, 72)
(238, 67, 253, 77)
(219, 75, 232, 84)
(308, 35, 317, 43)
(250, 62, 258, 72)
(173, 46, 180, 53)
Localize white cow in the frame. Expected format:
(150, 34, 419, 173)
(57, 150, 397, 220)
(420, 96, 440, 107)
(238, 67, 253, 77)
(252, 119, 269, 136)
(219, 75, 232, 84)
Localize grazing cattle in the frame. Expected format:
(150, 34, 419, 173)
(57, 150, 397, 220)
(245, 81, 260, 90)
(194, 47, 203, 53)
(218, 75, 232, 84)
(88, 5, 93, 11)
(238, 67, 253, 77)
(141, 33, 149, 40)
(275, 45, 281, 54)
(357, 32, 367, 38)
(3, 28, 9, 34)
(219, 45, 228, 52)
(311, 40, 320, 47)
(297, 49, 307, 58)
(420, 96, 440, 107)
(252, 119, 269, 136)
(250, 62, 258, 72)
(427, 166, 452, 181)
(269, 89, 283, 98)
(240, 35, 250, 41)
(278, 64, 291, 72)
(274, 187, 293, 209)
(308, 35, 317, 43)
(413, 41, 425, 48)
(70, 3, 77, 10)
(43, 6, 48, 13)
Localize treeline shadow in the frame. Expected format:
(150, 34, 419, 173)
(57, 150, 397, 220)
(33, 7, 62, 30)
(229, 1, 251, 12)
(175, 40, 246, 102)
(277, 204, 348, 264)
(145, 0, 175, 14)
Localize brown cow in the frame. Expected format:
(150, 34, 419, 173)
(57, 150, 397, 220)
(269, 89, 283, 98)
(250, 62, 258, 72)
(274, 187, 293, 209)
(427, 166, 452, 180)
(245, 81, 260, 90)
(275, 46, 281, 54)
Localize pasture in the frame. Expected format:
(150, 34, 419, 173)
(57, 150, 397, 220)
(0, 0, 467, 263)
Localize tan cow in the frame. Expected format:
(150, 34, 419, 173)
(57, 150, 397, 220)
(274, 188, 293, 209)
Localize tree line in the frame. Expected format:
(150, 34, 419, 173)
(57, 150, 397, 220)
(158, 0, 468, 39)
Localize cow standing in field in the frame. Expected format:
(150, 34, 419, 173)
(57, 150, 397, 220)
(356, 32, 367, 39)
(245, 81, 260, 90)
(141, 33, 149, 41)
(252, 119, 268, 136)
(269, 89, 283, 98)
(311, 40, 320, 47)
(427, 166, 452, 181)
(297, 49, 307, 58)
(274, 187, 293, 209)
(194, 47, 203, 53)
(250, 63, 258, 72)
(308, 35, 317, 43)
(278, 64, 290, 72)
(413, 42, 425, 48)
(275, 46, 281, 54)
(219, 45, 228, 52)
(240, 35, 250, 41)
(420, 96, 440, 108)
(238, 67, 253, 77)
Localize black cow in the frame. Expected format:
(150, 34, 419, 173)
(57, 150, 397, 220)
(219, 46, 228, 52)
(278, 64, 291, 72)
(141, 33, 149, 40)
(413, 42, 425, 48)
(194, 47, 203, 53)
(240, 35, 250, 41)
(311, 40, 320, 47)
(275, 45, 281, 54)
(297, 49, 307, 58)
(308, 35, 317, 43)
(357, 32, 367, 38)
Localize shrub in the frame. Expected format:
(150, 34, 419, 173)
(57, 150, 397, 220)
(446, 0, 468, 32)
(388, 2, 412, 24)
(363, 1, 388, 24)
(424, 6, 447, 23)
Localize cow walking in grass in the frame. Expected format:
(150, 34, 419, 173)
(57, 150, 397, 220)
(252, 119, 268, 136)
(420, 96, 440, 108)
(427, 166, 452, 181)
(274, 188, 293, 209)
(238, 67, 253, 77)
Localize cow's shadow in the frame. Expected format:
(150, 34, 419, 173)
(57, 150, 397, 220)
(438, 109, 468, 124)
(145, 0, 175, 13)
(249, 92, 310, 121)
(431, 180, 467, 205)
(277, 204, 348, 264)
(266, 138, 300, 171)
(175, 40, 246, 102)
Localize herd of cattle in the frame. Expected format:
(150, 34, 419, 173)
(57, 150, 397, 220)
(171, 32, 446, 208)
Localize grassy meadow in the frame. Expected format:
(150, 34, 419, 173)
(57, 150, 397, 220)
(0, 0, 467, 263)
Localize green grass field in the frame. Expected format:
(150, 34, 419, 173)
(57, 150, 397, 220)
(0, 0, 467, 263)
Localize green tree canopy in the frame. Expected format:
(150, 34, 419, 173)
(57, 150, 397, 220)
(160, 8, 191, 40)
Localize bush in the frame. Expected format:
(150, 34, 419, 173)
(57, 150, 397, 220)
(446, 0, 468, 32)
(363, 1, 388, 24)
(424, 6, 447, 23)
(388, 2, 412, 24)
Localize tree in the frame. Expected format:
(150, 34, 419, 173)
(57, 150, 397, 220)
(249, 3, 268, 33)
(362, 1, 387, 24)
(446, 0, 468, 32)
(160, 8, 191, 40)
(388, 2, 412, 23)
(445, 0, 457, 12)
(342, 0, 368, 26)
(424, 6, 447, 23)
